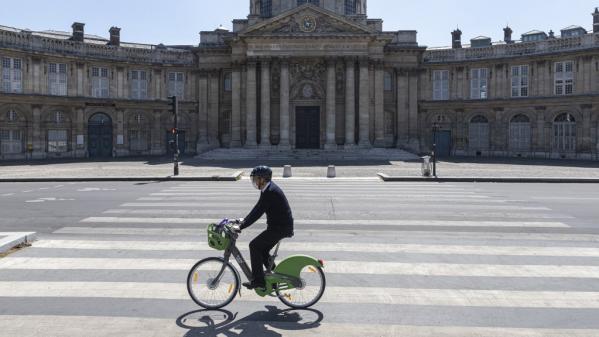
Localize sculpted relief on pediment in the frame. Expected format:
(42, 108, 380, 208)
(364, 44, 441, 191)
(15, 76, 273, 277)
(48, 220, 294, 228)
(247, 10, 370, 36)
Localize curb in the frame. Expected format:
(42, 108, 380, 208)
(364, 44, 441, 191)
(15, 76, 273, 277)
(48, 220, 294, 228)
(0, 171, 244, 183)
(377, 173, 599, 183)
(0, 232, 37, 255)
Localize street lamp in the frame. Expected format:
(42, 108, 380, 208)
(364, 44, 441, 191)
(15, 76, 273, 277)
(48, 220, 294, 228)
(432, 122, 440, 177)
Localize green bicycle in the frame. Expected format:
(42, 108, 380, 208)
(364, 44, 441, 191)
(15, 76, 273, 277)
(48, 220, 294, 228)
(187, 219, 326, 309)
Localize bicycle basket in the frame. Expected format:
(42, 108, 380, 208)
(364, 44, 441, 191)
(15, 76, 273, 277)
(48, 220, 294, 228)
(207, 223, 230, 251)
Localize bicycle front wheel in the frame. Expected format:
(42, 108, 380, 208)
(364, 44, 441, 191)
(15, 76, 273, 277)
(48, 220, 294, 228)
(276, 265, 326, 309)
(187, 257, 240, 309)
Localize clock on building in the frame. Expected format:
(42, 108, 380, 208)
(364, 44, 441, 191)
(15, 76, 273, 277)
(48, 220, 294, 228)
(300, 16, 316, 32)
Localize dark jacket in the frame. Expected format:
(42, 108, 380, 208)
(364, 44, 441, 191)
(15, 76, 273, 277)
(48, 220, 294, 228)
(241, 181, 294, 234)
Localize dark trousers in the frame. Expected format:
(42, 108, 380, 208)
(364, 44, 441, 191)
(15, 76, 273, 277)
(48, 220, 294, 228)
(249, 230, 287, 283)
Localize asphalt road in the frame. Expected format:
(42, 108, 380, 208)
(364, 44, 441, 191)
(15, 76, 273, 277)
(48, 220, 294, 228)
(0, 179, 598, 336)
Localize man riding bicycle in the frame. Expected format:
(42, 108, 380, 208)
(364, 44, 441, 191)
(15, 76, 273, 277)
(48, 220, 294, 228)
(234, 166, 294, 290)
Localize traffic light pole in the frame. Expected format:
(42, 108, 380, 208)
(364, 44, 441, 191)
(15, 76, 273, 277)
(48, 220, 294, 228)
(169, 96, 179, 176)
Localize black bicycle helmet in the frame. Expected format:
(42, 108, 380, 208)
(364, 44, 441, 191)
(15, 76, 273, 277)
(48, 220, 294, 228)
(250, 165, 272, 181)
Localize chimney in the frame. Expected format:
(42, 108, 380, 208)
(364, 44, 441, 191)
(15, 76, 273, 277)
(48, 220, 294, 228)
(452, 29, 462, 49)
(109, 26, 121, 46)
(594, 7, 599, 33)
(503, 26, 513, 43)
(71, 22, 85, 42)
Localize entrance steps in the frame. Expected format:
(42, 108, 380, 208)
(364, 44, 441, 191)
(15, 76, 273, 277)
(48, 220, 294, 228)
(196, 147, 419, 161)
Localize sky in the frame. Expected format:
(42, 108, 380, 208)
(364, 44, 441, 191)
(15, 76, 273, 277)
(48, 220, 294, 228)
(0, 0, 596, 48)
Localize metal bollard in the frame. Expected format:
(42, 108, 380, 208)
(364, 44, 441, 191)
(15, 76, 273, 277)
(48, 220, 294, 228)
(283, 165, 292, 178)
(327, 165, 336, 178)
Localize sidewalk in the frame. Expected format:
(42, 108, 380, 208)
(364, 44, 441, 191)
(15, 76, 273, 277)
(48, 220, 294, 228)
(1, 156, 599, 181)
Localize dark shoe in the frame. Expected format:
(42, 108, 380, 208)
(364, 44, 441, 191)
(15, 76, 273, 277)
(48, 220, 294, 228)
(243, 281, 266, 290)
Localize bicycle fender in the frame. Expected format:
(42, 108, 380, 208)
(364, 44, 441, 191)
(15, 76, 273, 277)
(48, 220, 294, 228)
(274, 255, 323, 278)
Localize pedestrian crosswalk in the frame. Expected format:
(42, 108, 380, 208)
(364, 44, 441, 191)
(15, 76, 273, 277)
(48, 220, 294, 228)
(1, 180, 599, 336)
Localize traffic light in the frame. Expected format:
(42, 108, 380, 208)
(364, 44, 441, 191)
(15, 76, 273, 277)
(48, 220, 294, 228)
(171, 127, 178, 135)
(168, 96, 178, 116)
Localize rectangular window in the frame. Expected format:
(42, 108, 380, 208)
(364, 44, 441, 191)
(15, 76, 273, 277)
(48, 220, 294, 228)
(555, 61, 574, 96)
(2, 58, 22, 93)
(0, 129, 22, 154)
(384, 72, 393, 91)
(130, 70, 148, 99)
(345, 0, 356, 15)
(91, 67, 109, 98)
(47, 129, 68, 153)
(49, 63, 67, 96)
(511, 65, 529, 97)
(432, 70, 449, 100)
(224, 73, 232, 92)
(168, 72, 185, 99)
(129, 130, 148, 151)
(260, 0, 272, 17)
(470, 68, 488, 100)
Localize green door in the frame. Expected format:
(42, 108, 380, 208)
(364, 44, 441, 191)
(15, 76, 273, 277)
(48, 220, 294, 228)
(88, 113, 113, 158)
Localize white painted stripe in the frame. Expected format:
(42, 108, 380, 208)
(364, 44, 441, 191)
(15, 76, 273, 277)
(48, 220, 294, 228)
(0, 282, 598, 308)
(154, 191, 484, 196)
(33, 239, 599, 257)
(2, 258, 598, 278)
(81, 217, 570, 228)
(1, 317, 598, 337)
(138, 195, 492, 201)
(52, 227, 599, 242)
(0, 313, 599, 337)
(120, 203, 548, 210)
(101, 208, 572, 219)
(532, 197, 599, 201)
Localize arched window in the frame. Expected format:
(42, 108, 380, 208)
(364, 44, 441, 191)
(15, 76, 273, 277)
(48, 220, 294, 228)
(509, 114, 531, 152)
(553, 113, 576, 152)
(297, 0, 320, 6)
(1, 110, 23, 154)
(260, 0, 272, 17)
(129, 113, 149, 152)
(469, 115, 489, 151)
(345, 0, 356, 15)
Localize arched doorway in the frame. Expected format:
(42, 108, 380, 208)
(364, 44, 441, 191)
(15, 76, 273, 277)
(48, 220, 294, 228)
(88, 113, 113, 158)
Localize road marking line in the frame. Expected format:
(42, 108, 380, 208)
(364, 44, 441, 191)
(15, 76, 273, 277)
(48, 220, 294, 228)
(32, 239, 599, 257)
(138, 195, 493, 201)
(2, 258, 597, 278)
(80, 217, 570, 228)
(0, 282, 598, 308)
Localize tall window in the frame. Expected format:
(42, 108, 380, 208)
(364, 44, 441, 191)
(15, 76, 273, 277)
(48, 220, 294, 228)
(129, 113, 149, 152)
(553, 113, 576, 152)
(511, 65, 529, 97)
(470, 68, 488, 99)
(47, 129, 68, 153)
(384, 72, 393, 91)
(297, 0, 320, 6)
(91, 67, 109, 98)
(0, 129, 23, 154)
(469, 115, 490, 151)
(168, 72, 185, 99)
(130, 70, 148, 99)
(555, 61, 574, 95)
(2, 57, 22, 93)
(433, 70, 449, 100)
(509, 114, 531, 152)
(49, 63, 67, 96)
(345, 0, 356, 15)
(224, 73, 232, 92)
(260, 0, 272, 17)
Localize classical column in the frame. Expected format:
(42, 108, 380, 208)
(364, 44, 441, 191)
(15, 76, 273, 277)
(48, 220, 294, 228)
(325, 58, 337, 149)
(358, 58, 371, 147)
(230, 64, 242, 148)
(345, 58, 356, 148)
(151, 109, 163, 155)
(208, 71, 220, 147)
(279, 59, 291, 149)
(374, 61, 385, 147)
(408, 70, 420, 150)
(196, 72, 210, 152)
(245, 61, 258, 148)
(396, 69, 409, 148)
(260, 59, 271, 147)
(31, 105, 44, 159)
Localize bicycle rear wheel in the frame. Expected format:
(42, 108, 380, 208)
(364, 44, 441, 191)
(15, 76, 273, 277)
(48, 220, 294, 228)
(276, 265, 326, 309)
(187, 257, 240, 309)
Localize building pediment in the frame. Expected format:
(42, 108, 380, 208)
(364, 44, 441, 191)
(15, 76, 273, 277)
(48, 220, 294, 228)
(240, 4, 374, 37)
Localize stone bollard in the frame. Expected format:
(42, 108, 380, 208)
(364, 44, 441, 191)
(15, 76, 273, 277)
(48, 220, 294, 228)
(327, 165, 336, 178)
(283, 165, 292, 178)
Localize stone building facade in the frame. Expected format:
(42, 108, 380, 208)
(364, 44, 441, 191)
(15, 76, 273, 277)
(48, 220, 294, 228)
(1, 1, 598, 160)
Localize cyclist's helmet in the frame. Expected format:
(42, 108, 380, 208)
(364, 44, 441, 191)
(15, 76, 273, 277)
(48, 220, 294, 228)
(250, 165, 272, 181)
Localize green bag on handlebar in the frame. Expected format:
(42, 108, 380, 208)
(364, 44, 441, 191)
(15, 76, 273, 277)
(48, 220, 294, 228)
(207, 223, 230, 251)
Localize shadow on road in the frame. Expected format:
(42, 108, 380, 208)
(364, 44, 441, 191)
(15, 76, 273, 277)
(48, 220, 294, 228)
(176, 305, 323, 337)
